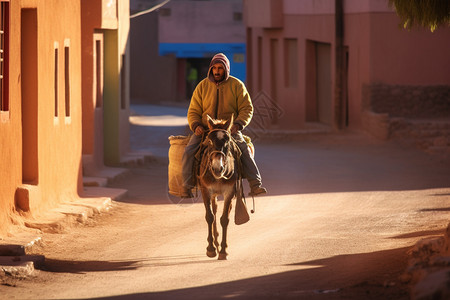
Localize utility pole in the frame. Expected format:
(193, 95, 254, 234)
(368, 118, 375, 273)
(335, 0, 345, 129)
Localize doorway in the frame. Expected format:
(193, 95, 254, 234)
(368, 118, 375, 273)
(270, 38, 278, 125)
(344, 46, 349, 127)
(185, 58, 209, 100)
(93, 33, 105, 167)
(305, 41, 332, 125)
(316, 42, 332, 125)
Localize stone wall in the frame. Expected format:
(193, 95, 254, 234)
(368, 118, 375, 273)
(407, 223, 450, 300)
(362, 83, 450, 144)
(361, 111, 390, 140)
(362, 83, 450, 119)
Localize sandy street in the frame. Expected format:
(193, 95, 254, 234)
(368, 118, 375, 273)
(1, 105, 449, 299)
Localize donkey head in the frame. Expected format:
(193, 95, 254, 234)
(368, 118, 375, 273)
(205, 115, 234, 179)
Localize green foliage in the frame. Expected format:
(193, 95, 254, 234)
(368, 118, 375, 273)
(388, 0, 450, 32)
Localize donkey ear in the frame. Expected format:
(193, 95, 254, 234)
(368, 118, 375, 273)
(207, 114, 215, 130)
(226, 114, 234, 132)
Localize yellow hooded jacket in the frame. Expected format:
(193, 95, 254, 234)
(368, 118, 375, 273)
(187, 53, 253, 132)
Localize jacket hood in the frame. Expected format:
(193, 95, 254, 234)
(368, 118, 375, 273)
(208, 53, 230, 83)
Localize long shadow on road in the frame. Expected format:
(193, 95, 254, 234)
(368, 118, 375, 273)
(41, 255, 213, 274)
(88, 246, 411, 300)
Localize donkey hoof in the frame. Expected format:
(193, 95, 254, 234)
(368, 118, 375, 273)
(218, 253, 228, 260)
(206, 250, 217, 258)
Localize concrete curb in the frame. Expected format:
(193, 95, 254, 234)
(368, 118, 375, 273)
(82, 187, 128, 204)
(20, 187, 127, 234)
(0, 255, 45, 285)
(83, 176, 108, 187)
(0, 236, 43, 256)
(83, 167, 130, 187)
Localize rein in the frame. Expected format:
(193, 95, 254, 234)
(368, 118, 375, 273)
(200, 129, 234, 180)
(201, 149, 234, 180)
(199, 128, 256, 214)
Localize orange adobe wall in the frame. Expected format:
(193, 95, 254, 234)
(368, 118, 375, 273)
(0, 0, 83, 236)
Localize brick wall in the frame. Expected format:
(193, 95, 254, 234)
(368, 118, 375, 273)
(362, 83, 450, 158)
(362, 83, 450, 119)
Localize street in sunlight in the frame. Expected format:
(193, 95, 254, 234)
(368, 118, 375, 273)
(2, 104, 449, 299)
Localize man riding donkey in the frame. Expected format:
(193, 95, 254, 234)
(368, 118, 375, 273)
(181, 53, 267, 198)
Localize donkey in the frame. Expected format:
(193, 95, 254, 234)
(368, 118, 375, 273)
(197, 114, 241, 260)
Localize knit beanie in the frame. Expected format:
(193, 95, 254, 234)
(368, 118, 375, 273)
(208, 53, 230, 82)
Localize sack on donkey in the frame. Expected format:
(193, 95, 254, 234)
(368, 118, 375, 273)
(168, 135, 190, 197)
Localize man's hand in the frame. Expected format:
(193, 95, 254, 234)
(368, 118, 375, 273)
(195, 126, 205, 136)
(230, 124, 240, 135)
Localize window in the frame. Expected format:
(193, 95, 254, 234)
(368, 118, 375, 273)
(120, 54, 126, 110)
(257, 37, 262, 92)
(95, 40, 102, 108)
(54, 45, 58, 117)
(0, 1, 9, 111)
(64, 45, 70, 117)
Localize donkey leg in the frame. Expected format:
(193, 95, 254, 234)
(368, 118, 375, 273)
(211, 197, 220, 249)
(202, 189, 217, 258)
(218, 196, 233, 260)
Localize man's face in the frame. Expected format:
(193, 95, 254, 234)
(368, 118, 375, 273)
(212, 63, 225, 82)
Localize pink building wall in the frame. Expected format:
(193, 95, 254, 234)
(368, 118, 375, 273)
(159, 0, 245, 44)
(131, 0, 246, 104)
(244, 0, 450, 132)
(368, 13, 450, 85)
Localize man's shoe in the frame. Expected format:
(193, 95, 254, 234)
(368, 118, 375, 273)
(249, 186, 267, 197)
(180, 189, 194, 198)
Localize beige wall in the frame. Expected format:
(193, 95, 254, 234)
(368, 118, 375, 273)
(102, 0, 131, 165)
(81, 0, 130, 168)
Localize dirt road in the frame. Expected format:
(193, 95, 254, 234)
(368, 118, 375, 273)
(2, 105, 449, 299)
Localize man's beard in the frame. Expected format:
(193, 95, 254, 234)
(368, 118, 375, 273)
(214, 74, 224, 81)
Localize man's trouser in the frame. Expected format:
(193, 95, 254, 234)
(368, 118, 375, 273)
(181, 132, 262, 189)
